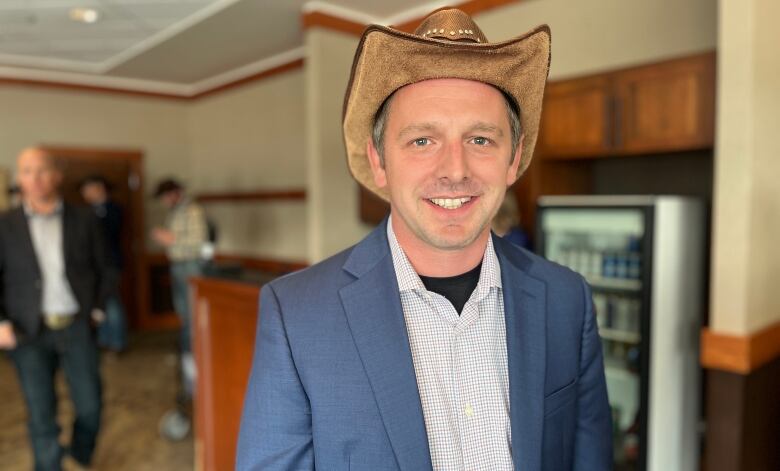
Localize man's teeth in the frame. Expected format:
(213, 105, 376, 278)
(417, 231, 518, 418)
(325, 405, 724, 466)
(429, 197, 472, 209)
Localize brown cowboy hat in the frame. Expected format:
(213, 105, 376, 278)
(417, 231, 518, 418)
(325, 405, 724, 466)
(342, 8, 551, 201)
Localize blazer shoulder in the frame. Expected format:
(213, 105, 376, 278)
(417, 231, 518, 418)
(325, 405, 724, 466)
(267, 245, 356, 299)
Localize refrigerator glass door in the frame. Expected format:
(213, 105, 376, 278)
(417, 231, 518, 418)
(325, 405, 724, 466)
(540, 207, 646, 470)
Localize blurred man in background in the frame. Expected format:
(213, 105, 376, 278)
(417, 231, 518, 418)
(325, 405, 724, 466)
(80, 175, 127, 353)
(151, 178, 208, 440)
(0, 147, 114, 471)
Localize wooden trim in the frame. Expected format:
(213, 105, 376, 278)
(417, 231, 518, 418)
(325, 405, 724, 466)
(190, 58, 304, 100)
(212, 253, 308, 275)
(701, 320, 780, 374)
(195, 189, 306, 203)
(0, 77, 189, 101)
(148, 251, 308, 276)
(0, 58, 303, 102)
(301, 11, 366, 36)
(38, 145, 144, 160)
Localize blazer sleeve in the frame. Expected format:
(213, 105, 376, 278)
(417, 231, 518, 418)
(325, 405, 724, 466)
(573, 277, 614, 469)
(236, 283, 314, 471)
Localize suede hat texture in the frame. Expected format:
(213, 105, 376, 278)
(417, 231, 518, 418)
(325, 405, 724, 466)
(342, 8, 551, 201)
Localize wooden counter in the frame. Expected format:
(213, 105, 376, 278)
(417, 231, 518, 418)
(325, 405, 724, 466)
(190, 276, 262, 471)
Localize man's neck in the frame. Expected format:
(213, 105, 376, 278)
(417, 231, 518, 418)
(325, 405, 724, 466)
(24, 196, 60, 215)
(390, 215, 489, 277)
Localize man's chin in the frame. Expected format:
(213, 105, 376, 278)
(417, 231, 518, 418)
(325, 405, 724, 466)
(420, 227, 486, 252)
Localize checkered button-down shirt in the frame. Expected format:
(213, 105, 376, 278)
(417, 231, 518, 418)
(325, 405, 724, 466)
(166, 198, 208, 262)
(388, 219, 513, 470)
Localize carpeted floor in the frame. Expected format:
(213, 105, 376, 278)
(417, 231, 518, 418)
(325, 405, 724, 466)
(0, 332, 194, 471)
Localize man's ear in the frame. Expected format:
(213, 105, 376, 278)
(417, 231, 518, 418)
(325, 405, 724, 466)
(366, 140, 388, 189)
(506, 135, 525, 186)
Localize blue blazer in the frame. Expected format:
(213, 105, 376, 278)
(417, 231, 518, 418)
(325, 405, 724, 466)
(236, 220, 612, 470)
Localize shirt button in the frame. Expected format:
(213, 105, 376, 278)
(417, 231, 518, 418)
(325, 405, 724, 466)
(465, 403, 474, 417)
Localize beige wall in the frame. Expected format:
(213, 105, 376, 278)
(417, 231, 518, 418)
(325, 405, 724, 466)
(187, 71, 308, 261)
(305, 28, 372, 262)
(0, 85, 189, 231)
(710, 0, 780, 335)
(475, 0, 716, 80)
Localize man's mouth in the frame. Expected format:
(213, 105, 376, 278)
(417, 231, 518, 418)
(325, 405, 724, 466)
(427, 196, 473, 210)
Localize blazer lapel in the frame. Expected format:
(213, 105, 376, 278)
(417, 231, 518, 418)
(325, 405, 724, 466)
(11, 207, 41, 276)
(339, 221, 432, 471)
(494, 236, 548, 471)
(61, 203, 75, 269)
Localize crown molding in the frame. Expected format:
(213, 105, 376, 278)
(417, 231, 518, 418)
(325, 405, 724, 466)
(189, 47, 305, 97)
(0, 64, 190, 98)
(0, 47, 305, 101)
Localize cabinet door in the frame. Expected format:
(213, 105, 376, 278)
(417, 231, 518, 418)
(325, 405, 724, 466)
(615, 52, 715, 154)
(538, 76, 613, 158)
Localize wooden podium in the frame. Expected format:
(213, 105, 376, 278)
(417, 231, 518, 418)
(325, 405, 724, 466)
(191, 276, 261, 471)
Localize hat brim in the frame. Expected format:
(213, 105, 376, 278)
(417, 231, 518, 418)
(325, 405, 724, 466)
(343, 24, 551, 201)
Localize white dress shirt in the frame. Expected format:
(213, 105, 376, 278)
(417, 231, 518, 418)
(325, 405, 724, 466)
(25, 202, 80, 317)
(388, 218, 513, 470)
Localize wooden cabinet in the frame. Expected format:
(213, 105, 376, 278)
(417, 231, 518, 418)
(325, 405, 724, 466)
(539, 76, 613, 158)
(615, 53, 715, 154)
(539, 52, 715, 159)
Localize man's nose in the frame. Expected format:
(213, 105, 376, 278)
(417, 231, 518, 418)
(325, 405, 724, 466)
(437, 142, 469, 182)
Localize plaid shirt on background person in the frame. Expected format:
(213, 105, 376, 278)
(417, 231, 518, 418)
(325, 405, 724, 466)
(387, 217, 513, 471)
(165, 198, 208, 262)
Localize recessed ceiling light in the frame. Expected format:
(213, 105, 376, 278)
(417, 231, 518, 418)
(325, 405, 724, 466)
(69, 8, 100, 24)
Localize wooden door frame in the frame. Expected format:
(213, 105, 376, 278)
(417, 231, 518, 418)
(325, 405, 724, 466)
(38, 145, 173, 330)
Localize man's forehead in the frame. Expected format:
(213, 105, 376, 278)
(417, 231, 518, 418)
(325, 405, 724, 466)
(394, 78, 503, 100)
(17, 149, 56, 170)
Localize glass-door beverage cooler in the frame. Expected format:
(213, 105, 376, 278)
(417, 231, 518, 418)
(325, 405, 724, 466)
(536, 196, 705, 471)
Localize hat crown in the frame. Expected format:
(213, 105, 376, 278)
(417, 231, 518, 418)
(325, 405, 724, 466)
(414, 8, 488, 43)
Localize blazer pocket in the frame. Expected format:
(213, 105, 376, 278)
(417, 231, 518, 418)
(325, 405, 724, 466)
(544, 378, 577, 417)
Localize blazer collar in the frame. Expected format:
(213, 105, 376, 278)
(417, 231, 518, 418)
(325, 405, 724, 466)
(493, 234, 548, 471)
(339, 218, 433, 470)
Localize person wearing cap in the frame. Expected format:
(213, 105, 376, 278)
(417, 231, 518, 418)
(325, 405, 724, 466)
(0, 147, 114, 470)
(237, 9, 611, 470)
(151, 177, 209, 440)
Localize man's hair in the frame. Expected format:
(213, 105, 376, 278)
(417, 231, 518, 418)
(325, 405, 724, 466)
(79, 174, 112, 192)
(371, 86, 522, 166)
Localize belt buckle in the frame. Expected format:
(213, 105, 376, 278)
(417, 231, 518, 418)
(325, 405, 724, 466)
(43, 314, 74, 330)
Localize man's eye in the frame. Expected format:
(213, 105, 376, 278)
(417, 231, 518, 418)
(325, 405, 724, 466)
(472, 136, 490, 146)
(412, 138, 430, 146)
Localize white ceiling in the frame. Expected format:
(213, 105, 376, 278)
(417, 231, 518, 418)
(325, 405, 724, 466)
(0, 0, 454, 95)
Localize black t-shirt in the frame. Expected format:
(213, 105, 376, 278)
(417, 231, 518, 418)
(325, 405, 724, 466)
(419, 262, 482, 315)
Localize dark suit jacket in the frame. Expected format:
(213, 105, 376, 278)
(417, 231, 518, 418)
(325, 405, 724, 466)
(0, 203, 116, 343)
(236, 219, 612, 471)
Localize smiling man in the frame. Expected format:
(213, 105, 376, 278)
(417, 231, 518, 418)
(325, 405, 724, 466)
(237, 8, 611, 471)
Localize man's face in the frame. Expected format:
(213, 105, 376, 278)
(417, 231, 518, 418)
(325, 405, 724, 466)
(16, 149, 62, 202)
(159, 190, 180, 209)
(368, 78, 522, 251)
(81, 182, 107, 205)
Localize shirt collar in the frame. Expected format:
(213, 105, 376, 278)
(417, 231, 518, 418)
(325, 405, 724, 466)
(23, 199, 63, 217)
(387, 215, 502, 298)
